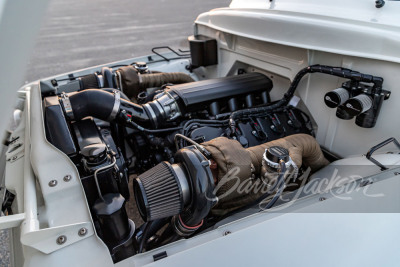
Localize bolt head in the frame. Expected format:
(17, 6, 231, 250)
(56, 235, 67, 245)
(63, 175, 72, 182)
(78, 228, 88, 237)
(360, 180, 373, 187)
(223, 231, 231, 236)
(375, 0, 385, 8)
(48, 180, 58, 187)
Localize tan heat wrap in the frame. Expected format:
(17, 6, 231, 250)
(116, 66, 194, 99)
(201, 134, 329, 215)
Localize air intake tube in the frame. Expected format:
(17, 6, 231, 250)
(58, 88, 181, 128)
(58, 72, 273, 128)
(59, 89, 149, 122)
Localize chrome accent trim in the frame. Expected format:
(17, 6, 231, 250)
(60, 92, 74, 120)
(142, 103, 158, 128)
(97, 74, 104, 88)
(172, 163, 190, 206)
(262, 148, 299, 180)
(107, 90, 121, 121)
(153, 91, 181, 121)
(116, 71, 123, 91)
(153, 98, 166, 117)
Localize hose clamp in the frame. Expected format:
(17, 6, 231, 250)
(107, 90, 121, 121)
(60, 92, 74, 121)
(172, 215, 203, 237)
(153, 91, 181, 121)
(262, 149, 299, 181)
(284, 158, 298, 181)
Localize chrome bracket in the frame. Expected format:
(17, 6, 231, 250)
(107, 90, 121, 121)
(60, 92, 74, 120)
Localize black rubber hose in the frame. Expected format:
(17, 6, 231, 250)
(101, 88, 130, 100)
(229, 64, 384, 124)
(140, 72, 194, 89)
(137, 218, 168, 253)
(79, 74, 100, 89)
(121, 112, 182, 133)
(138, 221, 153, 253)
(182, 119, 229, 131)
(285, 65, 384, 103)
(227, 66, 311, 124)
(67, 89, 115, 121)
(66, 89, 149, 122)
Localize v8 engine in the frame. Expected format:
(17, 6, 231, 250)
(40, 63, 387, 263)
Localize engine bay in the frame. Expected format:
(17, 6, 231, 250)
(2, 1, 400, 265)
(38, 56, 391, 262)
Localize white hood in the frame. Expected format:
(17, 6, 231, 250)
(197, 0, 400, 64)
(0, 0, 48, 141)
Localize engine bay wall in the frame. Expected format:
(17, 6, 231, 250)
(195, 24, 399, 157)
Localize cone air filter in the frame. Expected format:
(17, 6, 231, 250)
(133, 162, 186, 221)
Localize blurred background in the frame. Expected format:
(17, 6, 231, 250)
(24, 0, 230, 83)
(2, 0, 230, 266)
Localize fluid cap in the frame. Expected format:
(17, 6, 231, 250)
(263, 146, 299, 180)
(81, 143, 107, 165)
(134, 62, 149, 74)
(265, 146, 290, 167)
